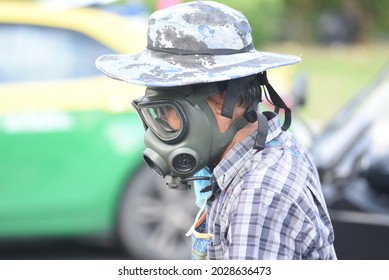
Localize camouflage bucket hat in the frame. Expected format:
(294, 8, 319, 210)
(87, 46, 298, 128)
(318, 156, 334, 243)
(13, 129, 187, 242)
(96, 1, 301, 87)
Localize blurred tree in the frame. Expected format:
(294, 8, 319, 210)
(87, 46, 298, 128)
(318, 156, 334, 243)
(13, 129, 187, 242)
(358, 0, 389, 40)
(136, 0, 286, 47)
(133, 0, 389, 44)
(284, 0, 389, 43)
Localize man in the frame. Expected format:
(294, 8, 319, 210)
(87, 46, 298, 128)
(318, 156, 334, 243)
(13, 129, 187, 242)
(96, 1, 336, 260)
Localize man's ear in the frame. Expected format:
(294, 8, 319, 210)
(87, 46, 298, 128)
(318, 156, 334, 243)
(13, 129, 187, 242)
(207, 92, 225, 114)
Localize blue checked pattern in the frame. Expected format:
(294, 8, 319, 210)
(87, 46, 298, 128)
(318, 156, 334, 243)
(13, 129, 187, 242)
(206, 113, 337, 260)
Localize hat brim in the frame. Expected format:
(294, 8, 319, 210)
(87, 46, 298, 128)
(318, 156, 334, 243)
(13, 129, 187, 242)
(96, 49, 301, 87)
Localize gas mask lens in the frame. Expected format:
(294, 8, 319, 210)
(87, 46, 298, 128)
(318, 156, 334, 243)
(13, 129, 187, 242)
(133, 100, 188, 143)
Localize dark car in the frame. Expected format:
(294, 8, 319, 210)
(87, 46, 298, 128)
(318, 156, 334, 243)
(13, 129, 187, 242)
(309, 63, 389, 259)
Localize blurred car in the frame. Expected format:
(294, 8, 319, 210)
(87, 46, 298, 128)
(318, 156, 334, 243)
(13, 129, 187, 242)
(308, 63, 389, 259)
(0, 1, 197, 260)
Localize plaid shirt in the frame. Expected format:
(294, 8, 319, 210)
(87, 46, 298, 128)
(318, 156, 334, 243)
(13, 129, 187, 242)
(206, 112, 337, 260)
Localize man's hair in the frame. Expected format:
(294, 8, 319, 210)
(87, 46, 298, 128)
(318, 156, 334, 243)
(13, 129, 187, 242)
(215, 74, 262, 108)
(190, 74, 262, 109)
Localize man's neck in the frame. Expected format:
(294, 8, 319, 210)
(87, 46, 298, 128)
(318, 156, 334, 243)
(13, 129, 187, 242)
(219, 121, 258, 160)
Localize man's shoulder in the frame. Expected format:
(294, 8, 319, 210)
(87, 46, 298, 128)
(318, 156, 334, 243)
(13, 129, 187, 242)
(242, 131, 319, 197)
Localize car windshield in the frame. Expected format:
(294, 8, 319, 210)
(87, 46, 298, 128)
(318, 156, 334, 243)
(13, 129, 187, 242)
(0, 24, 114, 83)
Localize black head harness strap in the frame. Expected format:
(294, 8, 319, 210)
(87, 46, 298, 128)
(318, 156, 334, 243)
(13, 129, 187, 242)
(257, 71, 292, 131)
(219, 71, 291, 151)
(220, 79, 269, 151)
(221, 79, 240, 119)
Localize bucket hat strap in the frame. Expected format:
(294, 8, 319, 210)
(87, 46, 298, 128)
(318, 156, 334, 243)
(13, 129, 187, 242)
(243, 105, 268, 151)
(257, 72, 292, 131)
(253, 111, 269, 151)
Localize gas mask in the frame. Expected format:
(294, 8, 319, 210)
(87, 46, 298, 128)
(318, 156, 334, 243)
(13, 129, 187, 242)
(132, 73, 290, 190)
(132, 83, 249, 190)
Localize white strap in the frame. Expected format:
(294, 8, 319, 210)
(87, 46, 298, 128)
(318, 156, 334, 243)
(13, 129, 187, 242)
(185, 195, 208, 237)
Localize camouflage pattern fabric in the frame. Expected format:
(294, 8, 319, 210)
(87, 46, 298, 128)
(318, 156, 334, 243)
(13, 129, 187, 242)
(96, 1, 300, 87)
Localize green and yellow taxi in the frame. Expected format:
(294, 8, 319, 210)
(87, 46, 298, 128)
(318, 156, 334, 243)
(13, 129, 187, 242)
(0, 1, 196, 259)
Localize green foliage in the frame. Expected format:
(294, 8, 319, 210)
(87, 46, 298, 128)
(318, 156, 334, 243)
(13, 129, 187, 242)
(137, 0, 287, 47)
(267, 43, 389, 125)
(359, 0, 389, 35)
(132, 0, 389, 44)
(139, 0, 156, 12)
(284, 0, 389, 42)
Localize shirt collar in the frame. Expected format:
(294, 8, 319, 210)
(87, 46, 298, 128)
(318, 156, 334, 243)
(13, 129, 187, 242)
(212, 112, 282, 190)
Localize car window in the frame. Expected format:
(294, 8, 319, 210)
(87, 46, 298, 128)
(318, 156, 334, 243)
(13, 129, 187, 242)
(0, 24, 114, 83)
